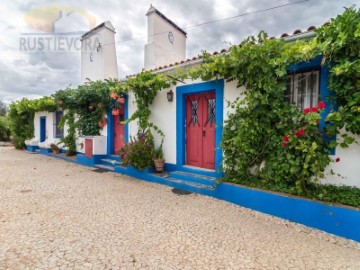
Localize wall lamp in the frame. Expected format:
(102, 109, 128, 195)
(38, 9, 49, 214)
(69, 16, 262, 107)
(167, 90, 174, 102)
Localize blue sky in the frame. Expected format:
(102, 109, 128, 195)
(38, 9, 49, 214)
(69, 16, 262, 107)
(0, 0, 357, 103)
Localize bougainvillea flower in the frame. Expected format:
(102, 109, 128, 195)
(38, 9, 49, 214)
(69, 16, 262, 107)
(335, 157, 340, 162)
(318, 101, 325, 109)
(117, 97, 125, 104)
(282, 142, 288, 147)
(311, 106, 318, 113)
(294, 129, 305, 137)
(283, 135, 290, 142)
(88, 105, 94, 110)
(304, 108, 311, 114)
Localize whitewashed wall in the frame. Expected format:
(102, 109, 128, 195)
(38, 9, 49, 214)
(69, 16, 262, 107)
(322, 134, 360, 188)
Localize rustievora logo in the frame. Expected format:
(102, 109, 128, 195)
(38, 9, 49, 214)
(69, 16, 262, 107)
(20, 5, 99, 53)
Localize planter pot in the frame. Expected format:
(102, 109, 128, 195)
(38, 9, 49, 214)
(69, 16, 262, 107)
(153, 159, 165, 172)
(53, 150, 60, 154)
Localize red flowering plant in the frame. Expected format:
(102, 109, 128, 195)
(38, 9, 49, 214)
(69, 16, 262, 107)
(262, 102, 331, 194)
(118, 129, 155, 170)
(110, 86, 126, 116)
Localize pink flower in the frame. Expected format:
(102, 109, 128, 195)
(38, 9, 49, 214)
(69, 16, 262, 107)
(335, 157, 340, 163)
(318, 101, 325, 109)
(88, 105, 94, 110)
(304, 108, 311, 114)
(117, 97, 125, 104)
(282, 142, 288, 147)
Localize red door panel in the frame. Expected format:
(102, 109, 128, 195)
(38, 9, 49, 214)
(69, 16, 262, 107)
(85, 138, 93, 158)
(202, 93, 216, 169)
(113, 106, 125, 154)
(185, 92, 215, 169)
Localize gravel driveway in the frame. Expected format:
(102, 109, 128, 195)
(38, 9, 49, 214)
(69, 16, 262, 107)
(0, 147, 359, 270)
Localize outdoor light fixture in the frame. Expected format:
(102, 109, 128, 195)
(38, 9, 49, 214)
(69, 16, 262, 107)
(167, 90, 174, 102)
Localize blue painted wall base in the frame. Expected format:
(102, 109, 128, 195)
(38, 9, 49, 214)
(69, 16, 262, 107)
(26, 145, 39, 152)
(76, 154, 106, 167)
(39, 148, 52, 154)
(165, 163, 223, 178)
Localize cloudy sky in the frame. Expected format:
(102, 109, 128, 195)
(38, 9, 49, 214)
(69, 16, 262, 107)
(0, 0, 357, 104)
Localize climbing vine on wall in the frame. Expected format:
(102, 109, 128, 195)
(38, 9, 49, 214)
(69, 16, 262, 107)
(53, 79, 127, 136)
(118, 71, 174, 136)
(8, 97, 57, 149)
(316, 7, 360, 141)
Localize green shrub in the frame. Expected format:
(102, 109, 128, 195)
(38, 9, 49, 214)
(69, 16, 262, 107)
(0, 116, 11, 141)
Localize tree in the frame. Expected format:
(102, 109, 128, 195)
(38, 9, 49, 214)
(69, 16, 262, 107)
(0, 100, 7, 116)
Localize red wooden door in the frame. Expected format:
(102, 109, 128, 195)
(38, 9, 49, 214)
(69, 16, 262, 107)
(186, 92, 216, 169)
(113, 107, 125, 154)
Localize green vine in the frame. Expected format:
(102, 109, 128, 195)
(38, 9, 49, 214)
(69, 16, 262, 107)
(119, 71, 174, 135)
(8, 97, 57, 148)
(316, 7, 360, 142)
(53, 79, 126, 136)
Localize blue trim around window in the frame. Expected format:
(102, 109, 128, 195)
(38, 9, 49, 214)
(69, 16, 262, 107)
(40, 116, 46, 143)
(176, 79, 224, 172)
(287, 55, 336, 154)
(107, 96, 129, 156)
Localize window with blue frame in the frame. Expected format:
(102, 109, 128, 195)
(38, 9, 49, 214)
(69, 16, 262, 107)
(54, 111, 64, 138)
(285, 70, 320, 111)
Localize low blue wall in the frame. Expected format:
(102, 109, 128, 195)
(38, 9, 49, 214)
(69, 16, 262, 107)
(26, 145, 39, 152)
(213, 184, 360, 242)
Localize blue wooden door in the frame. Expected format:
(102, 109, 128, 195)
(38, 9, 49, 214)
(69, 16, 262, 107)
(40, 117, 46, 142)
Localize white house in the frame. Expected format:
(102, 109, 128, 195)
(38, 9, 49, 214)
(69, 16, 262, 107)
(27, 5, 360, 188)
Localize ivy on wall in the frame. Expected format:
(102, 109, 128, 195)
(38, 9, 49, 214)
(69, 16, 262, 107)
(8, 97, 57, 149)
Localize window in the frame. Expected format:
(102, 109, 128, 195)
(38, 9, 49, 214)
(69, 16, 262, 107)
(54, 111, 64, 138)
(285, 70, 320, 111)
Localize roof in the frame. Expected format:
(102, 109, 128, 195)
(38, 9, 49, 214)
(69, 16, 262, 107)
(146, 5, 187, 36)
(126, 23, 328, 78)
(81, 21, 115, 40)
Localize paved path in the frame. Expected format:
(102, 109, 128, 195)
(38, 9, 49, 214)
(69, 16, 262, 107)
(0, 148, 359, 270)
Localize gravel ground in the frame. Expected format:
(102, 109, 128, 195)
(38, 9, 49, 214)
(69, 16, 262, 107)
(0, 147, 359, 270)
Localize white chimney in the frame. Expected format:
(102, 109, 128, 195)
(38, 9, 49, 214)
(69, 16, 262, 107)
(144, 5, 187, 70)
(81, 21, 118, 83)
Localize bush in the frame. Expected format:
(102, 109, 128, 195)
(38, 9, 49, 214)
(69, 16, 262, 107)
(0, 116, 11, 141)
(118, 130, 155, 170)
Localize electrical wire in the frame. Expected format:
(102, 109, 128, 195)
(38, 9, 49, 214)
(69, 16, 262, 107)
(101, 0, 311, 47)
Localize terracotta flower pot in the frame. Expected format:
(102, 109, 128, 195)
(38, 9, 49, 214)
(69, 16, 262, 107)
(153, 159, 165, 172)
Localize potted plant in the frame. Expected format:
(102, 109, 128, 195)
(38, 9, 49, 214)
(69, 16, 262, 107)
(153, 141, 165, 172)
(50, 143, 60, 154)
